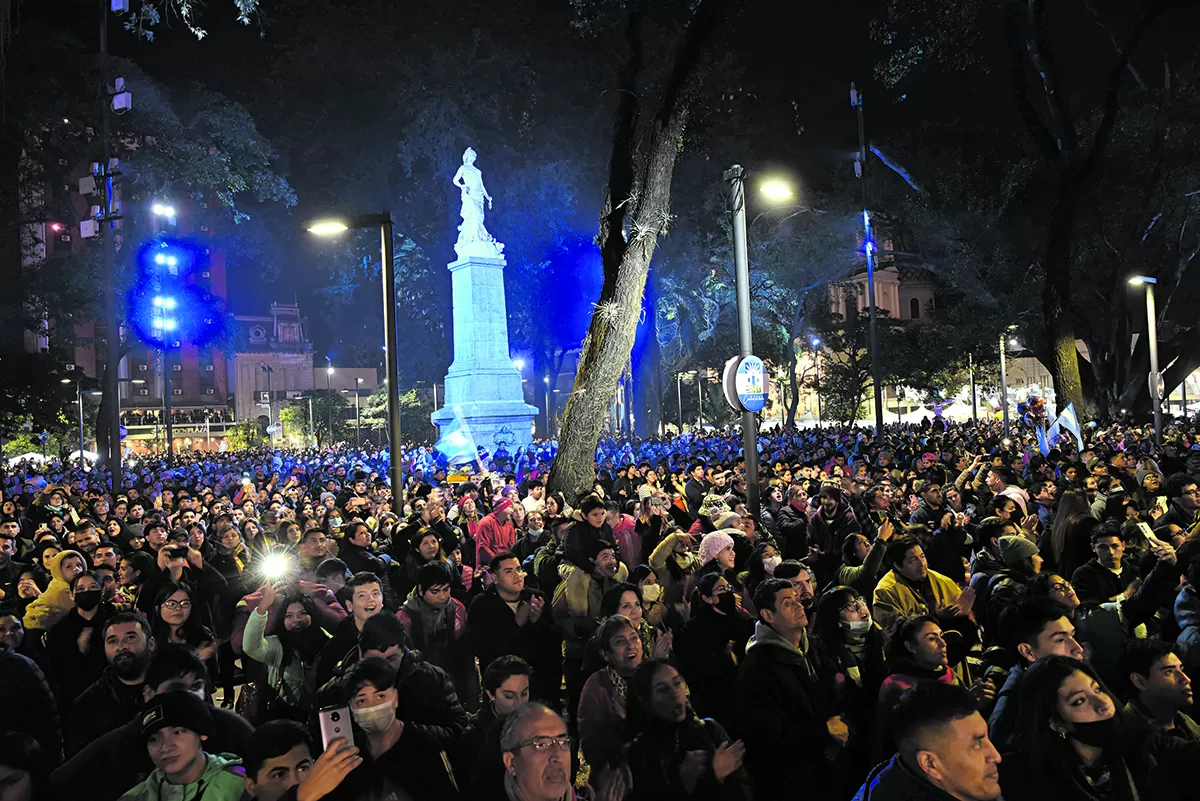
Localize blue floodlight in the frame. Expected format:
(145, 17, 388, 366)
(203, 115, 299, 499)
(154, 253, 167, 265)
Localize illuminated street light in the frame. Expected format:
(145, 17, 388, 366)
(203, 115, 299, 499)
(152, 202, 176, 217)
(307, 220, 350, 236)
(759, 179, 795, 202)
(306, 211, 402, 512)
(514, 358, 525, 370)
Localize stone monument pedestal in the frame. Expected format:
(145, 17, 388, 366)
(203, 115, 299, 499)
(431, 252, 536, 453)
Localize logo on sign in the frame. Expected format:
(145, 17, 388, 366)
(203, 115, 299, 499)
(735, 356, 768, 412)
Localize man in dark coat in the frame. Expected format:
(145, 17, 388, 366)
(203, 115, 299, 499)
(65, 611, 154, 756)
(466, 552, 561, 704)
(737, 578, 849, 801)
(684, 463, 710, 520)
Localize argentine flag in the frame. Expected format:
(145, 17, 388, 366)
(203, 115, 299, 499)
(434, 407, 481, 466)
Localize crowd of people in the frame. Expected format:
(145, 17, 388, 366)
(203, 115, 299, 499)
(3, 415, 1200, 801)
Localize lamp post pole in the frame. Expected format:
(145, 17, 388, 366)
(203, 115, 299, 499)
(307, 396, 315, 447)
(76, 382, 85, 460)
(354, 378, 363, 450)
(852, 84, 885, 436)
(163, 349, 174, 459)
(326, 361, 333, 447)
(380, 216, 404, 512)
(969, 353, 978, 423)
(306, 213, 404, 512)
(999, 333, 1010, 435)
(725, 165, 760, 518)
(677, 374, 684, 432)
(1130, 277, 1162, 446)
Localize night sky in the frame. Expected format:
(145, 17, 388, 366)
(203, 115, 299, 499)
(25, 0, 1200, 365)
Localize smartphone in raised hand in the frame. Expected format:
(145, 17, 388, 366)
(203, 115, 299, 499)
(318, 705, 352, 750)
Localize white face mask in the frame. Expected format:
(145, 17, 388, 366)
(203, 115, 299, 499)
(762, 555, 782, 575)
(845, 617, 873, 634)
(352, 700, 396, 733)
(641, 583, 662, 603)
(527, 528, 544, 538)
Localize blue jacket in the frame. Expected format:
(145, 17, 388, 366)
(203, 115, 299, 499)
(1175, 585, 1200, 677)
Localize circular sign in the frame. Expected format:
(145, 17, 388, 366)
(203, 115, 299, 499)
(729, 356, 768, 413)
(266, 425, 280, 435)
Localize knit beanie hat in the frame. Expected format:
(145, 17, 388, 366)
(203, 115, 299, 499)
(711, 511, 741, 531)
(998, 535, 1039, 568)
(698, 494, 729, 520)
(698, 530, 735, 566)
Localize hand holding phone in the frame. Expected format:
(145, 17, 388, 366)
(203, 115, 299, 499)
(318, 705, 352, 751)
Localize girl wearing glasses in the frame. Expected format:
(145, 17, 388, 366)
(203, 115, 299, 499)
(151, 581, 215, 661)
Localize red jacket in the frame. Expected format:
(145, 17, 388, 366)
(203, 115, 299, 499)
(475, 512, 515, 568)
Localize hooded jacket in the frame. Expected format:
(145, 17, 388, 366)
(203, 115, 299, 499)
(397, 594, 477, 711)
(23, 548, 84, 631)
(736, 620, 835, 799)
(116, 752, 244, 801)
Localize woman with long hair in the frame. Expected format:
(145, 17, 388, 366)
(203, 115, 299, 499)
(635, 492, 672, 558)
(1001, 656, 1200, 801)
(622, 658, 750, 800)
(240, 518, 270, 555)
(1045, 489, 1098, 578)
(242, 583, 330, 721)
(736, 541, 781, 611)
(151, 581, 215, 656)
(395, 527, 465, 602)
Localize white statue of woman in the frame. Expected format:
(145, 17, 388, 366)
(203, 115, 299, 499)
(453, 147, 503, 257)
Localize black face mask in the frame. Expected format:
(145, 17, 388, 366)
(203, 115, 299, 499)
(75, 590, 102, 612)
(715, 592, 738, 615)
(1068, 714, 1124, 749)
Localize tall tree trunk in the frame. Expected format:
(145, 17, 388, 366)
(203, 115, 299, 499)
(547, 0, 743, 500)
(1042, 174, 1086, 413)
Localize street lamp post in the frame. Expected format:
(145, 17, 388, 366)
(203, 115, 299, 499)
(1130, 276, 1162, 446)
(676, 373, 684, 432)
(725, 165, 761, 518)
(999, 332, 1009, 435)
(851, 84, 885, 435)
(969, 353, 977, 423)
(261, 364, 274, 446)
(345, 378, 364, 450)
(308, 212, 403, 513)
(812, 337, 823, 428)
(162, 349, 175, 460)
(325, 361, 333, 446)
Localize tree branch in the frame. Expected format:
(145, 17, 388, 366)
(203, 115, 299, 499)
(1025, 0, 1075, 151)
(1003, 3, 1058, 159)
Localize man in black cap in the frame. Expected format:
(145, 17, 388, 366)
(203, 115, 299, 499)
(118, 690, 244, 801)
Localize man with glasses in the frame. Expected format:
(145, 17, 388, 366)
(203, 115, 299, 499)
(1157, 473, 1200, 533)
(500, 703, 574, 801)
(468, 552, 560, 704)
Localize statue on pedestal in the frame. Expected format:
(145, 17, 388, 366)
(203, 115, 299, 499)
(453, 147, 504, 259)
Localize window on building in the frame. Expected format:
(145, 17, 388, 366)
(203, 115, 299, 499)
(909, 297, 921, 319)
